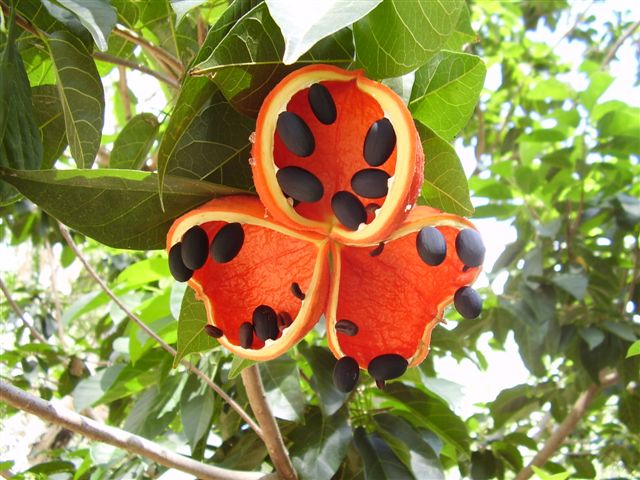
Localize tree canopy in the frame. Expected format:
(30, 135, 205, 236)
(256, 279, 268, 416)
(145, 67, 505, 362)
(1, 1, 639, 479)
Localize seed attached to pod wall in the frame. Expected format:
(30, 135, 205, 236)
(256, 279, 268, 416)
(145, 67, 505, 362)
(351, 168, 390, 199)
(169, 243, 193, 282)
(367, 354, 407, 381)
(454, 286, 483, 319)
(332, 191, 367, 231)
(369, 242, 385, 257)
(277, 311, 293, 330)
(181, 225, 209, 270)
(416, 226, 447, 266)
(335, 319, 359, 336)
(308, 83, 337, 125)
(333, 356, 360, 392)
(276, 166, 324, 203)
(210, 223, 245, 263)
(277, 111, 315, 157)
(290, 282, 305, 300)
(252, 305, 279, 341)
(363, 118, 396, 167)
(239, 322, 254, 348)
(204, 324, 223, 338)
(455, 229, 485, 267)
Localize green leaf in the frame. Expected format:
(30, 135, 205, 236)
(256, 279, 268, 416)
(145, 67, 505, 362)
(382, 383, 470, 456)
(157, 0, 260, 198)
(181, 384, 215, 448)
(55, 0, 117, 51)
(528, 78, 573, 102)
(410, 51, 486, 141)
(627, 340, 640, 358)
(353, 427, 414, 480)
(443, 2, 476, 51)
(260, 355, 305, 421)
(579, 70, 613, 110)
(228, 356, 256, 379)
(191, 2, 354, 116)
(266, 0, 380, 64)
(470, 450, 497, 480)
(417, 125, 473, 216)
(46, 31, 105, 168)
(597, 107, 640, 139)
(375, 414, 444, 479)
(171, 0, 208, 24)
(72, 364, 124, 410)
(492, 440, 523, 471)
(578, 327, 605, 351)
(531, 465, 571, 480)
(619, 392, 640, 433)
(0, 167, 247, 250)
(353, 0, 464, 79)
(0, 7, 43, 205)
(110, 113, 159, 170)
(173, 288, 216, 367)
(289, 407, 352, 480)
(602, 320, 637, 342)
(299, 344, 348, 416)
(31, 85, 67, 169)
(569, 456, 596, 479)
(551, 271, 588, 300)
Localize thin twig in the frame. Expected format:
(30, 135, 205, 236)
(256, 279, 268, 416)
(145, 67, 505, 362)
(58, 223, 262, 439)
(474, 106, 485, 164)
(602, 19, 640, 67)
(0, 276, 48, 344)
(241, 365, 297, 480)
(0, 381, 272, 480)
(93, 51, 180, 89)
(553, 1, 594, 48)
(515, 371, 619, 480)
(44, 239, 65, 345)
(118, 65, 132, 121)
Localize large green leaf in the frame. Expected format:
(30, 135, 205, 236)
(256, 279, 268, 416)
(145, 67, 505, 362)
(191, 2, 354, 116)
(55, 0, 117, 51)
(46, 31, 105, 169)
(410, 51, 486, 141)
(353, 0, 464, 79)
(289, 407, 352, 480)
(0, 7, 43, 205)
(110, 113, 159, 170)
(180, 381, 215, 448)
(31, 85, 67, 169)
(299, 344, 348, 416)
(0, 168, 247, 250)
(157, 0, 261, 198)
(382, 383, 470, 456)
(353, 427, 414, 480)
(259, 354, 305, 421)
(266, 0, 380, 64)
(417, 125, 473, 216)
(173, 288, 217, 368)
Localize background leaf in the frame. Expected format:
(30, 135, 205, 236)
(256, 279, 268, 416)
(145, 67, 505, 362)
(110, 113, 159, 170)
(55, 0, 117, 51)
(31, 85, 67, 169)
(174, 288, 217, 367)
(259, 354, 305, 421)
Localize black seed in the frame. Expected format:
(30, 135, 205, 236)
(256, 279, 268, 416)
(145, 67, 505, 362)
(455, 229, 485, 267)
(210, 223, 244, 263)
(239, 322, 254, 348)
(333, 356, 360, 393)
(308, 83, 336, 125)
(277, 111, 315, 157)
(332, 191, 367, 231)
(276, 166, 324, 203)
(204, 324, 223, 338)
(454, 287, 483, 319)
(369, 242, 385, 257)
(462, 265, 471, 272)
(375, 379, 386, 390)
(416, 227, 447, 266)
(168, 243, 193, 282)
(252, 305, 279, 341)
(335, 319, 358, 336)
(277, 311, 293, 330)
(367, 354, 407, 381)
(363, 118, 396, 167)
(351, 168, 390, 199)
(291, 282, 305, 300)
(181, 226, 209, 270)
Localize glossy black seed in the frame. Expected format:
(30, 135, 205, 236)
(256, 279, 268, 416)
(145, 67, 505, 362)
(277, 311, 293, 330)
(363, 118, 396, 167)
(455, 229, 485, 267)
(332, 191, 367, 231)
(181, 226, 209, 270)
(276, 166, 324, 203)
(239, 322, 254, 348)
(291, 282, 305, 300)
(277, 111, 315, 157)
(333, 356, 360, 393)
(204, 324, 223, 338)
(454, 287, 483, 319)
(252, 305, 279, 341)
(416, 227, 447, 266)
(351, 168, 390, 199)
(169, 243, 193, 282)
(308, 83, 337, 125)
(210, 223, 244, 263)
(367, 354, 408, 381)
(335, 319, 358, 336)
(369, 242, 385, 257)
